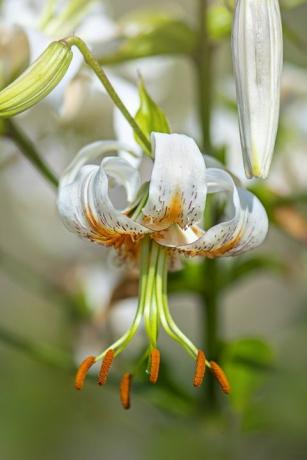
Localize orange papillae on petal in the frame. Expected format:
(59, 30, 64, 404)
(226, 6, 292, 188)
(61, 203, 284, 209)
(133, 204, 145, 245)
(120, 373, 132, 410)
(193, 350, 206, 387)
(143, 189, 185, 230)
(98, 349, 115, 385)
(84, 206, 141, 260)
(149, 348, 160, 384)
(210, 361, 231, 394)
(74, 355, 96, 390)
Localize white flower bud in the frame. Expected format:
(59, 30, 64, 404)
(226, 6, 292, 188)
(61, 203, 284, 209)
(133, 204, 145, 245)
(0, 23, 30, 86)
(232, 0, 283, 178)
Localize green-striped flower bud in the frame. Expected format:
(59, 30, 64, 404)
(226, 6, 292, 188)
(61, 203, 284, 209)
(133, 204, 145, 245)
(0, 40, 73, 117)
(232, 0, 283, 179)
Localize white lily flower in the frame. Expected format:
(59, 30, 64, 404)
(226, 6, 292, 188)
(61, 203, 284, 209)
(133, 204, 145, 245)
(58, 132, 268, 406)
(232, 0, 283, 179)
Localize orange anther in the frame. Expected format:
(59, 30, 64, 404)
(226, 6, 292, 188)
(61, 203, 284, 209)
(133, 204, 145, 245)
(98, 349, 114, 385)
(209, 361, 231, 394)
(193, 350, 206, 387)
(120, 373, 132, 410)
(149, 348, 160, 384)
(74, 355, 96, 390)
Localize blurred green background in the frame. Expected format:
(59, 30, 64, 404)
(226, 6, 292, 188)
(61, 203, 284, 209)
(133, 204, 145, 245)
(1, 1, 307, 459)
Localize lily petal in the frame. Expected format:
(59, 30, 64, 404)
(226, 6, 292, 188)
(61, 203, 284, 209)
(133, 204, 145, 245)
(159, 168, 268, 257)
(60, 140, 139, 187)
(142, 133, 207, 230)
(101, 156, 140, 203)
(58, 142, 149, 246)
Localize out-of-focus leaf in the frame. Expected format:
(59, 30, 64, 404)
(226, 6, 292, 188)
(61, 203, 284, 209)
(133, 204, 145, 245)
(208, 5, 232, 40)
(134, 78, 170, 151)
(281, 0, 307, 8)
(248, 183, 278, 219)
(220, 255, 287, 290)
(98, 11, 196, 64)
(98, 6, 232, 65)
(169, 260, 204, 294)
(222, 338, 274, 413)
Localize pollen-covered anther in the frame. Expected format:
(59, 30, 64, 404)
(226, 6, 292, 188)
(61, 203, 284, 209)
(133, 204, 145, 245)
(209, 361, 231, 395)
(98, 349, 115, 385)
(149, 348, 160, 384)
(193, 350, 206, 387)
(74, 355, 96, 390)
(120, 373, 132, 410)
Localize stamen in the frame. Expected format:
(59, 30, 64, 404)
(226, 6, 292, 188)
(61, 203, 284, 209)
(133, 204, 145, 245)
(74, 355, 96, 390)
(193, 350, 206, 387)
(120, 373, 132, 410)
(209, 361, 231, 394)
(98, 349, 114, 385)
(149, 348, 160, 384)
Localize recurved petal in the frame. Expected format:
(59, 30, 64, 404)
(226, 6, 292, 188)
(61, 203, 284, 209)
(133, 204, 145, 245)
(232, 0, 283, 179)
(142, 132, 207, 231)
(60, 140, 138, 189)
(160, 168, 268, 257)
(101, 156, 140, 203)
(58, 142, 150, 246)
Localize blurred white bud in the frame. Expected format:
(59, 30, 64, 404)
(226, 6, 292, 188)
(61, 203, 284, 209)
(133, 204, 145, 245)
(0, 23, 30, 86)
(232, 0, 283, 179)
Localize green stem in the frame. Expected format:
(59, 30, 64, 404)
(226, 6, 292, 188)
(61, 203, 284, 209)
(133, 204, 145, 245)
(195, 0, 219, 411)
(64, 36, 152, 155)
(6, 119, 58, 187)
(194, 0, 213, 152)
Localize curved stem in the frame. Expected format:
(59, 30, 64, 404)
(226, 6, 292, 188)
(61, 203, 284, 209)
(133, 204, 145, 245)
(64, 36, 152, 156)
(6, 119, 58, 187)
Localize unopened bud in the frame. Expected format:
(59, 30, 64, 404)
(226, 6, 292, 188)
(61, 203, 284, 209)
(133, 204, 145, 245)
(232, 0, 283, 179)
(0, 40, 73, 117)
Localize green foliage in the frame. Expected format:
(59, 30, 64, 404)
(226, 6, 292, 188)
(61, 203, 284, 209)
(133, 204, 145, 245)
(222, 338, 274, 413)
(97, 6, 233, 66)
(98, 11, 196, 65)
(281, 0, 307, 8)
(134, 78, 170, 152)
(208, 5, 232, 40)
(220, 255, 288, 291)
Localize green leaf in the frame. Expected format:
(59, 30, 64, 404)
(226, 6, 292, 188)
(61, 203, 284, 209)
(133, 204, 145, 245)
(134, 78, 170, 151)
(98, 11, 196, 65)
(222, 338, 274, 413)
